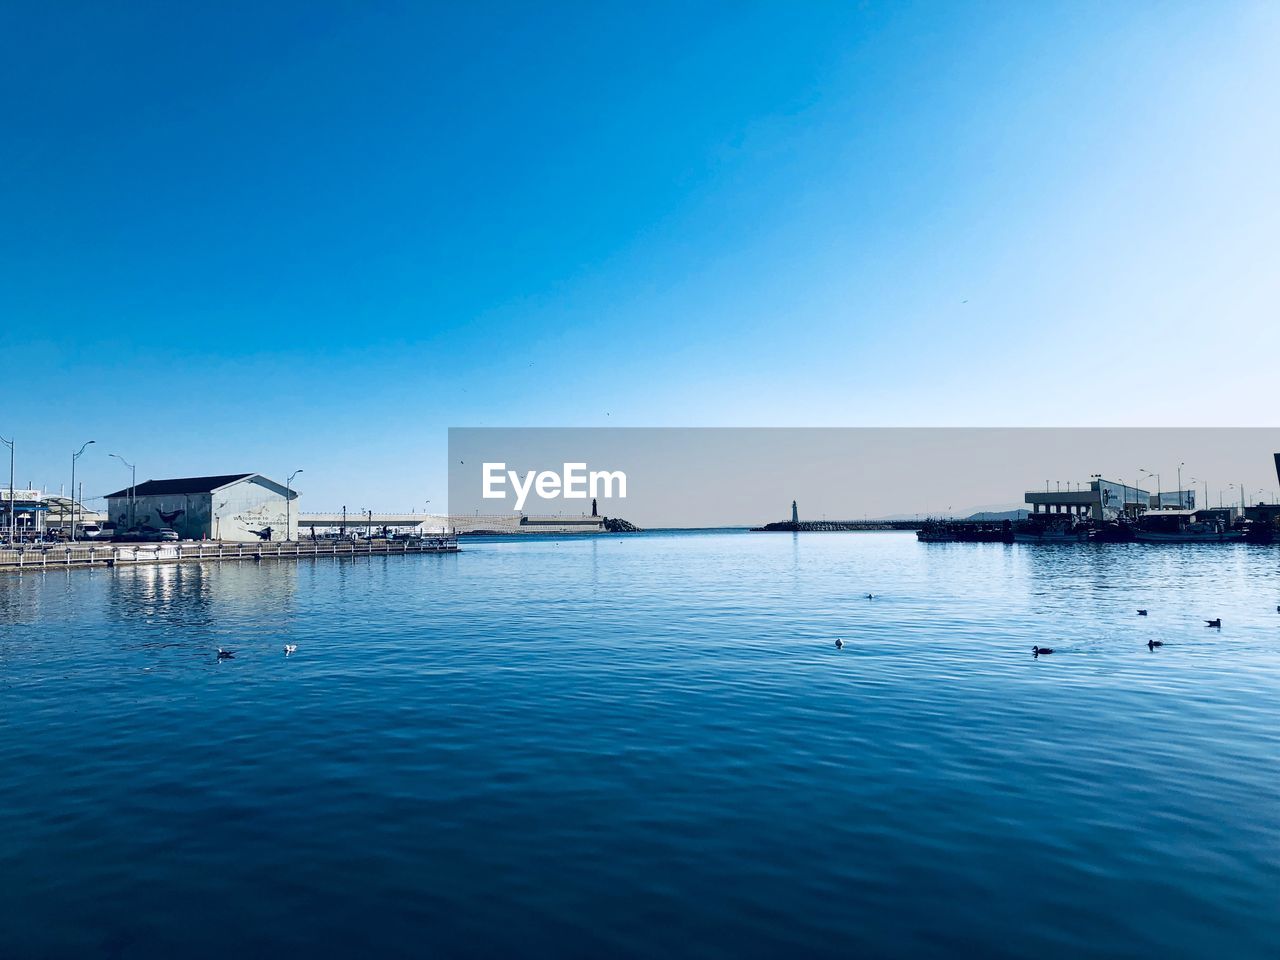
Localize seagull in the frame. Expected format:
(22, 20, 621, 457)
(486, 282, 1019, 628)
(835, 638, 845, 649)
(1147, 639, 1164, 649)
(1032, 646, 1054, 656)
(1137, 609, 1148, 616)
(1205, 618, 1222, 628)
(284, 644, 298, 655)
(216, 648, 235, 659)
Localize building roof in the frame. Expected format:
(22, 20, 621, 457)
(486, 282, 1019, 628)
(105, 474, 254, 499)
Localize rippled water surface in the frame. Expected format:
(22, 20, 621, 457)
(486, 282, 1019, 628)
(3, 531, 1279, 958)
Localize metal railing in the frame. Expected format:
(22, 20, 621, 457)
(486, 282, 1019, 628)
(0, 536, 459, 571)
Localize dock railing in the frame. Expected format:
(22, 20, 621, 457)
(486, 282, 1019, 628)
(0, 536, 459, 571)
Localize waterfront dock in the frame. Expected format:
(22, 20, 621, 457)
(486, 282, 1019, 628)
(0, 536, 459, 572)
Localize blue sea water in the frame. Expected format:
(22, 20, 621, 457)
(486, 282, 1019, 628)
(2, 530, 1279, 958)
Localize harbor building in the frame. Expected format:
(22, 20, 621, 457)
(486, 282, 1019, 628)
(1242, 453, 1280, 526)
(1150, 490, 1196, 510)
(2, 490, 109, 539)
(1025, 478, 1150, 522)
(104, 474, 299, 542)
(1, 488, 50, 538)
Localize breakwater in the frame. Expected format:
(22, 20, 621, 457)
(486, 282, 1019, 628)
(752, 520, 919, 532)
(603, 517, 642, 532)
(0, 536, 459, 572)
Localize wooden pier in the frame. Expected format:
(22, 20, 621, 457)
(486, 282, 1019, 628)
(0, 537, 459, 572)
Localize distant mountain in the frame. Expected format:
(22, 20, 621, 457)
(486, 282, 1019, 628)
(965, 509, 1029, 521)
(864, 504, 1028, 522)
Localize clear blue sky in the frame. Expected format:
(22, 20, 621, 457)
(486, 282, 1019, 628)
(3, 1, 1277, 510)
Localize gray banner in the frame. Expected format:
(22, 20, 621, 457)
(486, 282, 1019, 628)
(447, 428, 1280, 528)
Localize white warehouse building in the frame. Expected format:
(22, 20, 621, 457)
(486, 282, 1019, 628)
(104, 474, 300, 542)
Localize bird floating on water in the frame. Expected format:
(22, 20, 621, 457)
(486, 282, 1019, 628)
(1148, 639, 1164, 649)
(1205, 618, 1222, 628)
(1032, 646, 1054, 656)
(284, 644, 298, 655)
(1137, 609, 1148, 616)
(835, 638, 845, 649)
(865, 593, 876, 600)
(216, 648, 235, 659)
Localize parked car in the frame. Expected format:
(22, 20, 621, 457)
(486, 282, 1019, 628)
(115, 526, 181, 543)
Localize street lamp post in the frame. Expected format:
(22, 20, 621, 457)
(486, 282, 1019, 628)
(70, 440, 95, 542)
(109, 453, 137, 531)
(0, 434, 13, 544)
(1177, 462, 1185, 509)
(1139, 469, 1160, 510)
(1189, 477, 1208, 514)
(285, 469, 303, 541)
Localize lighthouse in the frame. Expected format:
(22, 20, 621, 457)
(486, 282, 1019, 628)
(791, 500, 798, 525)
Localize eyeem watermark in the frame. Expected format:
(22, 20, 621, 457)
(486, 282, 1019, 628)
(482, 462, 628, 511)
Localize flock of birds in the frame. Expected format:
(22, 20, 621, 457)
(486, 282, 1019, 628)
(831, 596, 1277, 656)
(211, 596, 1279, 663)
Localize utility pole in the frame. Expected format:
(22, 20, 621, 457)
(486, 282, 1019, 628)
(70, 440, 95, 542)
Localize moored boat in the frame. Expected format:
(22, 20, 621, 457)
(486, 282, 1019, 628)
(1012, 519, 1089, 543)
(1132, 510, 1243, 543)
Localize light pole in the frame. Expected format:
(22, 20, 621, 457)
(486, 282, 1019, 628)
(1188, 477, 1207, 514)
(109, 453, 137, 531)
(1177, 462, 1185, 509)
(1, 434, 13, 543)
(70, 440, 95, 541)
(285, 469, 303, 541)
(1139, 469, 1160, 510)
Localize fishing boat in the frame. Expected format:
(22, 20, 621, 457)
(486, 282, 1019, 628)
(1132, 510, 1243, 543)
(1012, 518, 1089, 543)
